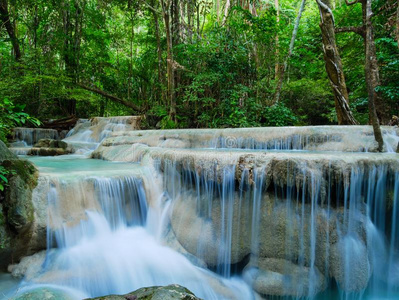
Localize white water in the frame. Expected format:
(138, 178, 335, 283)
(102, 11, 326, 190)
(63, 117, 139, 155)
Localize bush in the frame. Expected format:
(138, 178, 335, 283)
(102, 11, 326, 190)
(0, 98, 41, 143)
(261, 103, 298, 127)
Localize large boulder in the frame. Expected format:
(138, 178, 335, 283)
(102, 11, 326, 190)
(329, 235, 371, 291)
(85, 284, 202, 300)
(0, 140, 39, 270)
(243, 258, 326, 297)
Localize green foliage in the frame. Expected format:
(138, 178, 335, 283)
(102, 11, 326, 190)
(261, 103, 298, 127)
(283, 79, 334, 125)
(0, 166, 16, 192)
(0, 98, 41, 143)
(0, 0, 397, 127)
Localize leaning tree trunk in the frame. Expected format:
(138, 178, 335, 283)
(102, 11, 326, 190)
(363, 0, 384, 151)
(0, 0, 21, 61)
(274, 0, 306, 104)
(316, 0, 358, 125)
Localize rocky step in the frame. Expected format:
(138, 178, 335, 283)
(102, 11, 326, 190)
(97, 125, 399, 152)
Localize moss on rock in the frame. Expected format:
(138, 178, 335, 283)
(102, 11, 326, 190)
(85, 284, 202, 300)
(0, 140, 38, 269)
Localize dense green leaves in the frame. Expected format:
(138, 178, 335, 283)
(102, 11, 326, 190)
(0, 0, 397, 129)
(0, 98, 41, 143)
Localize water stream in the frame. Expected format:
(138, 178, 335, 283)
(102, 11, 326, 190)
(2, 119, 399, 300)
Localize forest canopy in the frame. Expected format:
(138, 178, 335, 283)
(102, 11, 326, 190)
(0, 0, 398, 129)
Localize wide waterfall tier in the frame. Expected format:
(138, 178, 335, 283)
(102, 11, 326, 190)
(96, 125, 399, 152)
(90, 128, 399, 299)
(63, 116, 141, 154)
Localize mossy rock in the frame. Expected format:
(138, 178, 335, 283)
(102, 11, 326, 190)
(85, 284, 202, 300)
(0, 140, 38, 269)
(34, 138, 68, 150)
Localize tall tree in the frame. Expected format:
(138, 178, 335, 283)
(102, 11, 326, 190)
(274, 0, 307, 104)
(335, 0, 390, 125)
(274, 0, 280, 80)
(316, 0, 358, 125)
(160, 0, 176, 122)
(0, 0, 21, 61)
(363, 0, 384, 150)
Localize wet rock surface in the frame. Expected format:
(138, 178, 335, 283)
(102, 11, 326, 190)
(24, 138, 71, 156)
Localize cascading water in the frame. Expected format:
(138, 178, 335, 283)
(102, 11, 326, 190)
(6, 156, 252, 300)
(161, 155, 399, 299)
(63, 116, 141, 154)
(3, 120, 399, 300)
(9, 128, 61, 155)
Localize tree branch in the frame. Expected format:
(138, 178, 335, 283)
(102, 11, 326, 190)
(345, 0, 359, 6)
(335, 26, 365, 37)
(76, 83, 145, 112)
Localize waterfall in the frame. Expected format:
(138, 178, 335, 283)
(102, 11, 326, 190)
(5, 123, 399, 300)
(63, 116, 141, 154)
(13, 156, 252, 300)
(160, 154, 399, 298)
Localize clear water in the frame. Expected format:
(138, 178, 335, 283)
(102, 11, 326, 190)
(0, 273, 20, 300)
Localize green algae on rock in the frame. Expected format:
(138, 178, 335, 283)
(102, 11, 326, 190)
(85, 284, 202, 300)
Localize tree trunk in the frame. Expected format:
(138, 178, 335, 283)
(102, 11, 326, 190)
(363, 0, 384, 151)
(274, 0, 280, 80)
(223, 0, 230, 24)
(77, 83, 145, 112)
(216, 0, 220, 22)
(316, 0, 358, 125)
(339, 0, 389, 125)
(396, 2, 399, 48)
(274, 0, 306, 104)
(151, 2, 165, 105)
(0, 0, 21, 61)
(160, 0, 176, 122)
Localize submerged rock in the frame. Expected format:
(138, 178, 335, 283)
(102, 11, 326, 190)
(244, 258, 326, 297)
(85, 284, 202, 300)
(8, 250, 47, 279)
(11, 287, 76, 300)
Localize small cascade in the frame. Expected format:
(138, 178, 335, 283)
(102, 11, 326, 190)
(13, 128, 59, 146)
(10, 127, 61, 155)
(63, 116, 141, 154)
